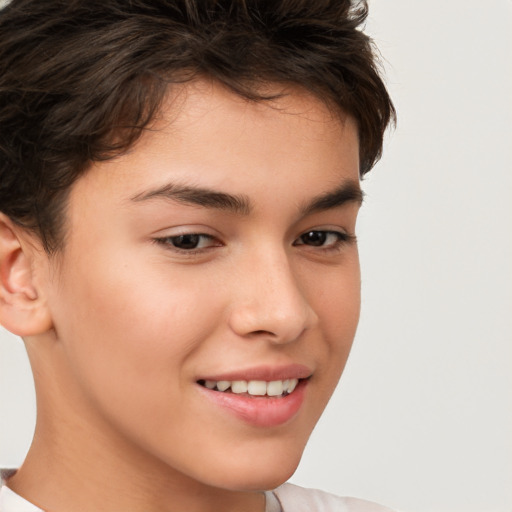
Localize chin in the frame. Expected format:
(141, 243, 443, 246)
(220, 463, 299, 492)
(203, 442, 305, 492)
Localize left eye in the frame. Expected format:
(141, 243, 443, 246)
(294, 230, 346, 247)
(156, 234, 217, 251)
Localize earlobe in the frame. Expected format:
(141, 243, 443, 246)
(0, 214, 53, 336)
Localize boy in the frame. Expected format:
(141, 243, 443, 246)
(0, 1, 395, 511)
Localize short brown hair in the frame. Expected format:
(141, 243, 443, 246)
(0, 0, 395, 253)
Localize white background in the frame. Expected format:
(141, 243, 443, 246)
(1, 1, 511, 511)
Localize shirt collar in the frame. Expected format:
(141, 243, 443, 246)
(0, 485, 44, 512)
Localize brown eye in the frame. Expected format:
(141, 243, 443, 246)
(300, 231, 328, 246)
(294, 230, 353, 250)
(170, 234, 202, 250)
(155, 233, 219, 252)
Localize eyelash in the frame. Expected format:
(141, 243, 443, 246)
(153, 230, 355, 255)
(293, 230, 356, 251)
(153, 233, 220, 255)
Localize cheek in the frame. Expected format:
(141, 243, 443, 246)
(308, 255, 361, 380)
(49, 245, 222, 419)
(311, 252, 361, 334)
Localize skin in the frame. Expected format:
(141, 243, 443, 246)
(0, 80, 362, 512)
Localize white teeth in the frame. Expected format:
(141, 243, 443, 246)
(267, 380, 284, 396)
(216, 380, 231, 392)
(247, 380, 267, 396)
(202, 378, 301, 396)
(231, 380, 248, 394)
(286, 379, 298, 394)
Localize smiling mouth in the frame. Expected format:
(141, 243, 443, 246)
(197, 378, 302, 398)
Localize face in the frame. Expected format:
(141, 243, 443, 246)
(40, 81, 362, 491)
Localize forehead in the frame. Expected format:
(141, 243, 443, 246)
(159, 79, 347, 129)
(73, 80, 359, 210)
(154, 80, 353, 150)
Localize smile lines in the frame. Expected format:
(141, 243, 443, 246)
(198, 378, 299, 397)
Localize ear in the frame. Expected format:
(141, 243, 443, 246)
(0, 213, 53, 336)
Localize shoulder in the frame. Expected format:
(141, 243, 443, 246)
(272, 483, 397, 512)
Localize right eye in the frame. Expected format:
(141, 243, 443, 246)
(154, 233, 220, 252)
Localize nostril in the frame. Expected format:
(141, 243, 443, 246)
(250, 329, 275, 336)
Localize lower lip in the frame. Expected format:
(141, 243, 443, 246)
(197, 379, 308, 428)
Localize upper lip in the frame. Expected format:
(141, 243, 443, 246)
(197, 364, 313, 383)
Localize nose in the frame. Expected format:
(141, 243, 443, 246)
(227, 248, 318, 344)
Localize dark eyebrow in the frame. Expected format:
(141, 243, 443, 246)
(300, 180, 364, 216)
(131, 182, 251, 215)
(131, 179, 362, 217)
